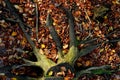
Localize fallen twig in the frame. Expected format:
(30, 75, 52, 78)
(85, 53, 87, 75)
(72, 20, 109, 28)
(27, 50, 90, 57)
(46, 13, 64, 62)
(4, 0, 35, 49)
(76, 63, 120, 78)
(35, 3, 39, 40)
(56, 4, 77, 47)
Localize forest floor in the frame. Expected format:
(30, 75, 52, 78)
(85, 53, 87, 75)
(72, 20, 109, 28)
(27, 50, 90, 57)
(0, 0, 120, 80)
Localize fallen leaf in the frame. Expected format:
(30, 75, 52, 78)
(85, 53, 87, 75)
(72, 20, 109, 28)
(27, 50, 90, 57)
(41, 44, 46, 49)
(11, 31, 17, 37)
